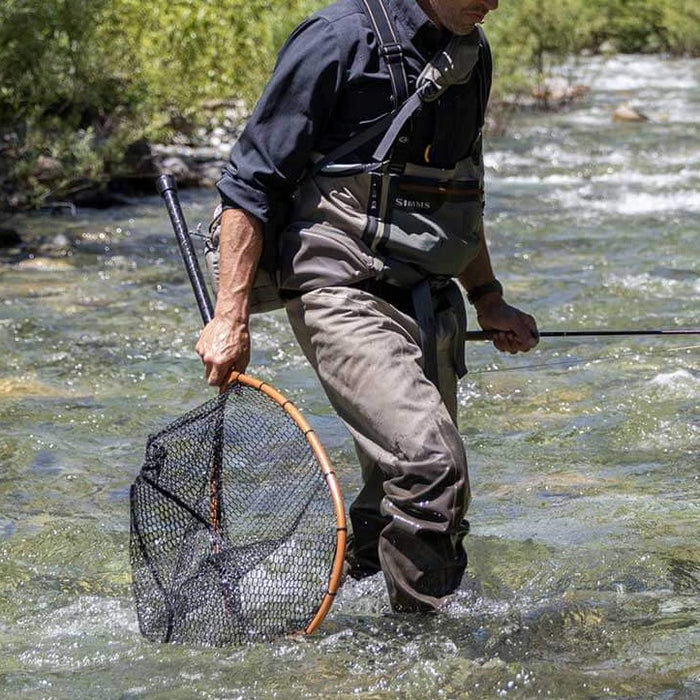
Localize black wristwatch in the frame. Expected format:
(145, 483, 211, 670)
(467, 279, 503, 305)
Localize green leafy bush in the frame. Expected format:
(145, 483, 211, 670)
(1, 0, 699, 209)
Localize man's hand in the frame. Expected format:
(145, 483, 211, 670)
(475, 292, 539, 354)
(194, 207, 263, 386)
(196, 316, 251, 386)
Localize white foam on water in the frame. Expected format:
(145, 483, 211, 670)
(610, 272, 685, 296)
(545, 187, 700, 216)
(592, 169, 699, 188)
(608, 190, 700, 215)
(575, 55, 698, 93)
(485, 150, 534, 171)
(16, 596, 138, 670)
(649, 369, 700, 398)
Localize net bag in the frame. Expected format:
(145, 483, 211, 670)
(130, 378, 346, 646)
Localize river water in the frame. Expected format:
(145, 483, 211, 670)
(1, 54, 698, 699)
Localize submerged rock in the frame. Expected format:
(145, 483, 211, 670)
(0, 226, 22, 248)
(613, 103, 649, 122)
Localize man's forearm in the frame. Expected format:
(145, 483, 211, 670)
(215, 208, 264, 322)
(457, 225, 501, 300)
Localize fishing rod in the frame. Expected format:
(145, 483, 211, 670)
(465, 329, 700, 341)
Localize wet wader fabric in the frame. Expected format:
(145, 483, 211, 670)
(282, 0, 489, 610)
(285, 286, 470, 612)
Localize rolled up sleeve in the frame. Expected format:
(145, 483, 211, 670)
(217, 16, 343, 224)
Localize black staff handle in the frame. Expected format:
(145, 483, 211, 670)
(156, 174, 214, 325)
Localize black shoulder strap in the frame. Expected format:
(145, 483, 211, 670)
(360, 0, 410, 107)
(313, 8, 491, 175)
(311, 0, 409, 175)
(360, 0, 412, 171)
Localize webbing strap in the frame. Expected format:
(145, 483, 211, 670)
(360, 0, 409, 106)
(311, 112, 395, 175)
(444, 280, 468, 378)
(311, 0, 408, 176)
(411, 279, 468, 388)
(360, 0, 411, 172)
(372, 91, 422, 163)
(411, 280, 438, 386)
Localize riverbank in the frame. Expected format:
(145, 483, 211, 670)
(0, 98, 249, 214)
(0, 67, 653, 259)
(2, 0, 698, 222)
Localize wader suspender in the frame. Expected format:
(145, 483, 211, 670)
(359, 0, 411, 169)
(361, 0, 469, 384)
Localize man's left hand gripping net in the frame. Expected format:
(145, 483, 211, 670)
(130, 380, 346, 646)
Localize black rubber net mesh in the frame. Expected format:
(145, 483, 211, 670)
(130, 383, 338, 646)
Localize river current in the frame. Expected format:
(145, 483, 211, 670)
(1, 54, 698, 699)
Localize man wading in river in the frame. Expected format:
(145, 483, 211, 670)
(196, 0, 539, 612)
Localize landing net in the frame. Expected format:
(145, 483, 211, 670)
(130, 380, 345, 646)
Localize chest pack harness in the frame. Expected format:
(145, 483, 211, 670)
(314, 0, 486, 176)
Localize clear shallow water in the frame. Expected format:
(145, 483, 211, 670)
(1, 54, 698, 699)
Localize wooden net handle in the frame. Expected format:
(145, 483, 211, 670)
(222, 372, 347, 635)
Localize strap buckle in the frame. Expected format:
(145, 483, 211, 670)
(380, 42, 404, 63)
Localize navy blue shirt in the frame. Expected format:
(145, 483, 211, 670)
(217, 0, 492, 224)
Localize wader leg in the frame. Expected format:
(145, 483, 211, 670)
(345, 448, 389, 579)
(286, 286, 470, 612)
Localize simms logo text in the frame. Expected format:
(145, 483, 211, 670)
(394, 197, 432, 210)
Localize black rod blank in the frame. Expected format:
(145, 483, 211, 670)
(465, 329, 700, 341)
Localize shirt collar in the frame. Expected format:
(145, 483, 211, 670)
(385, 0, 434, 40)
(385, 0, 446, 53)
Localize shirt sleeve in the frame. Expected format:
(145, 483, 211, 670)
(216, 16, 343, 224)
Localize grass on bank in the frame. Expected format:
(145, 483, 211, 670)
(1, 0, 699, 210)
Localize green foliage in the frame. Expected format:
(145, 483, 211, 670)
(584, 0, 667, 52)
(1, 0, 699, 209)
(0, 0, 321, 207)
(0, 0, 135, 125)
(662, 0, 700, 56)
(0, 0, 145, 207)
(97, 0, 324, 137)
(486, 0, 700, 103)
(487, 0, 592, 76)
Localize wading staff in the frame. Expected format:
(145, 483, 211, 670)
(156, 174, 215, 323)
